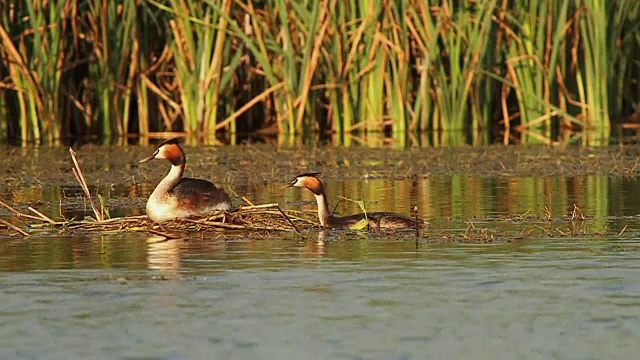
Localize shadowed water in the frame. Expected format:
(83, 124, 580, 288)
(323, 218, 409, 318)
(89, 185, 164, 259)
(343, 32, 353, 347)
(1, 144, 640, 358)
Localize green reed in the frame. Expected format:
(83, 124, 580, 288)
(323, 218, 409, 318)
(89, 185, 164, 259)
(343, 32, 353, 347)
(146, 0, 234, 136)
(499, 0, 570, 143)
(214, 0, 292, 134)
(575, 0, 640, 144)
(576, 0, 610, 143)
(227, 0, 344, 137)
(441, 0, 496, 132)
(85, 0, 139, 138)
(407, 0, 496, 133)
(0, 0, 68, 144)
(325, 0, 413, 142)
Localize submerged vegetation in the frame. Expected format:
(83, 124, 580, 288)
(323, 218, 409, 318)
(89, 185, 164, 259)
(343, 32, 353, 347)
(1, 0, 639, 145)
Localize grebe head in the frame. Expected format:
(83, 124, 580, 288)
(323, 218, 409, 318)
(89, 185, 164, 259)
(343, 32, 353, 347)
(139, 138, 185, 166)
(282, 172, 324, 195)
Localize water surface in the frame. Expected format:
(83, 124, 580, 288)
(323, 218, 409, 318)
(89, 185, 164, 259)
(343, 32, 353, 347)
(1, 235, 640, 359)
(1, 144, 640, 358)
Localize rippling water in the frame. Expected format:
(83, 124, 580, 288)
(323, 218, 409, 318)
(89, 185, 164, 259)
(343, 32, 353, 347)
(2, 144, 640, 358)
(1, 235, 640, 359)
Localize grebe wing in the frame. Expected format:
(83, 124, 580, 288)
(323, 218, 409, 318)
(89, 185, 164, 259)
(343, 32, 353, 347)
(334, 212, 420, 229)
(370, 212, 421, 229)
(172, 177, 231, 208)
(328, 213, 367, 228)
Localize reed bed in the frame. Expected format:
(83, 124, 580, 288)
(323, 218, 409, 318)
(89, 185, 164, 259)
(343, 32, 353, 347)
(1, 0, 639, 145)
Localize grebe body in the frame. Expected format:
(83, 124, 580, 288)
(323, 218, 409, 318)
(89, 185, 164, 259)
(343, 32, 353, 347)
(283, 172, 423, 229)
(139, 138, 231, 222)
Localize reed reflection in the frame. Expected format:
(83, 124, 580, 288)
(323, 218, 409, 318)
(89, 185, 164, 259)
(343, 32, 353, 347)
(281, 174, 640, 232)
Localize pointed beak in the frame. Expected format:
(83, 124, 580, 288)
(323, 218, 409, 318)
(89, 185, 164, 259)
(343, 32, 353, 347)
(139, 149, 159, 163)
(280, 183, 294, 189)
(139, 155, 155, 163)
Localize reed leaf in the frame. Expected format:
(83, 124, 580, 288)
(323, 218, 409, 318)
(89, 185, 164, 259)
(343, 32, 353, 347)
(85, 0, 140, 138)
(499, 0, 571, 142)
(0, 0, 68, 144)
(575, 0, 613, 142)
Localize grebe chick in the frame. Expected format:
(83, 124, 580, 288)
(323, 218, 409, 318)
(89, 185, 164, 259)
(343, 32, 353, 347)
(139, 138, 231, 222)
(283, 172, 423, 229)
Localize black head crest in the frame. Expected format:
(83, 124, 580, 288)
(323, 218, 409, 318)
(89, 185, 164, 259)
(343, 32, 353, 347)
(296, 172, 321, 178)
(157, 137, 182, 148)
(281, 172, 322, 189)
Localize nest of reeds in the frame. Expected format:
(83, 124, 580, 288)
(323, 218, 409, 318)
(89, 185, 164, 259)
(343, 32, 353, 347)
(1, 201, 316, 239)
(0, 149, 317, 239)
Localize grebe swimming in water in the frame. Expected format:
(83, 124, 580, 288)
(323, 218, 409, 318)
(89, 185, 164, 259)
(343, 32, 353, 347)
(139, 138, 231, 222)
(283, 172, 423, 229)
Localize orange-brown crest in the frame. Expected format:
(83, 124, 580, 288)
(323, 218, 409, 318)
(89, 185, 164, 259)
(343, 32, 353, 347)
(162, 143, 183, 161)
(295, 174, 324, 195)
(301, 176, 321, 189)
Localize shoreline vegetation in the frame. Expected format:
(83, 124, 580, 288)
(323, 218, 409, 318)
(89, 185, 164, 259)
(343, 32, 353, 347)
(1, 1, 639, 146)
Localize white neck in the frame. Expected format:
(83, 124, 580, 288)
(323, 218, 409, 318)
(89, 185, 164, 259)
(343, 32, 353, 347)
(314, 193, 330, 226)
(151, 163, 184, 198)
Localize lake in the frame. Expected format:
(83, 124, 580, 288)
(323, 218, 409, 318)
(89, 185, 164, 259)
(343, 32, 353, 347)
(1, 143, 640, 359)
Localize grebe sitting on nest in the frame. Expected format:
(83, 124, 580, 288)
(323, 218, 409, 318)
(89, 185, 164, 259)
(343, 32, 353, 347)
(139, 138, 231, 222)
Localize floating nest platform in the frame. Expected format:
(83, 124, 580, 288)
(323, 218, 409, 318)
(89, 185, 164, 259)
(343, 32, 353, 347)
(0, 200, 318, 239)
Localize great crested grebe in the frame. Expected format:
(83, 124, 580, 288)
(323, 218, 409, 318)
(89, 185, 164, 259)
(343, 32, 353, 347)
(283, 172, 423, 229)
(139, 138, 231, 222)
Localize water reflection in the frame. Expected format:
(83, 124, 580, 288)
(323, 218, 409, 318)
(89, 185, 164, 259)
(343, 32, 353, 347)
(147, 237, 183, 272)
(1, 174, 639, 241)
(281, 175, 640, 231)
(1, 225, 635, 274)
(1, 237, 638, 359)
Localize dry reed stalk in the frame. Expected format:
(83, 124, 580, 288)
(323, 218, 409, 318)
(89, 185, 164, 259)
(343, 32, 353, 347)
(27, 207, 55, 224)
(0, 218, 30, 237)
(0, 199, 43, 222)
(69, 148, 103, 221)
(183, 219, 248, 230)
(90, 215, 148, 225)
(414, 206, 419, 237)
(144, 228, 184, 240)
(617, 225, 628, 237)
(241, 196, 256, 206)
(274, 205, 303, 237)
(215, 82, 285, 131)
(238, 203, 280, 211)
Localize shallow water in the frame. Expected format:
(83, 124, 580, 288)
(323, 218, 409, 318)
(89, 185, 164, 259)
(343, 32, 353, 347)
(2, 144, 640, 358)
(2, 236, 640, 359)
